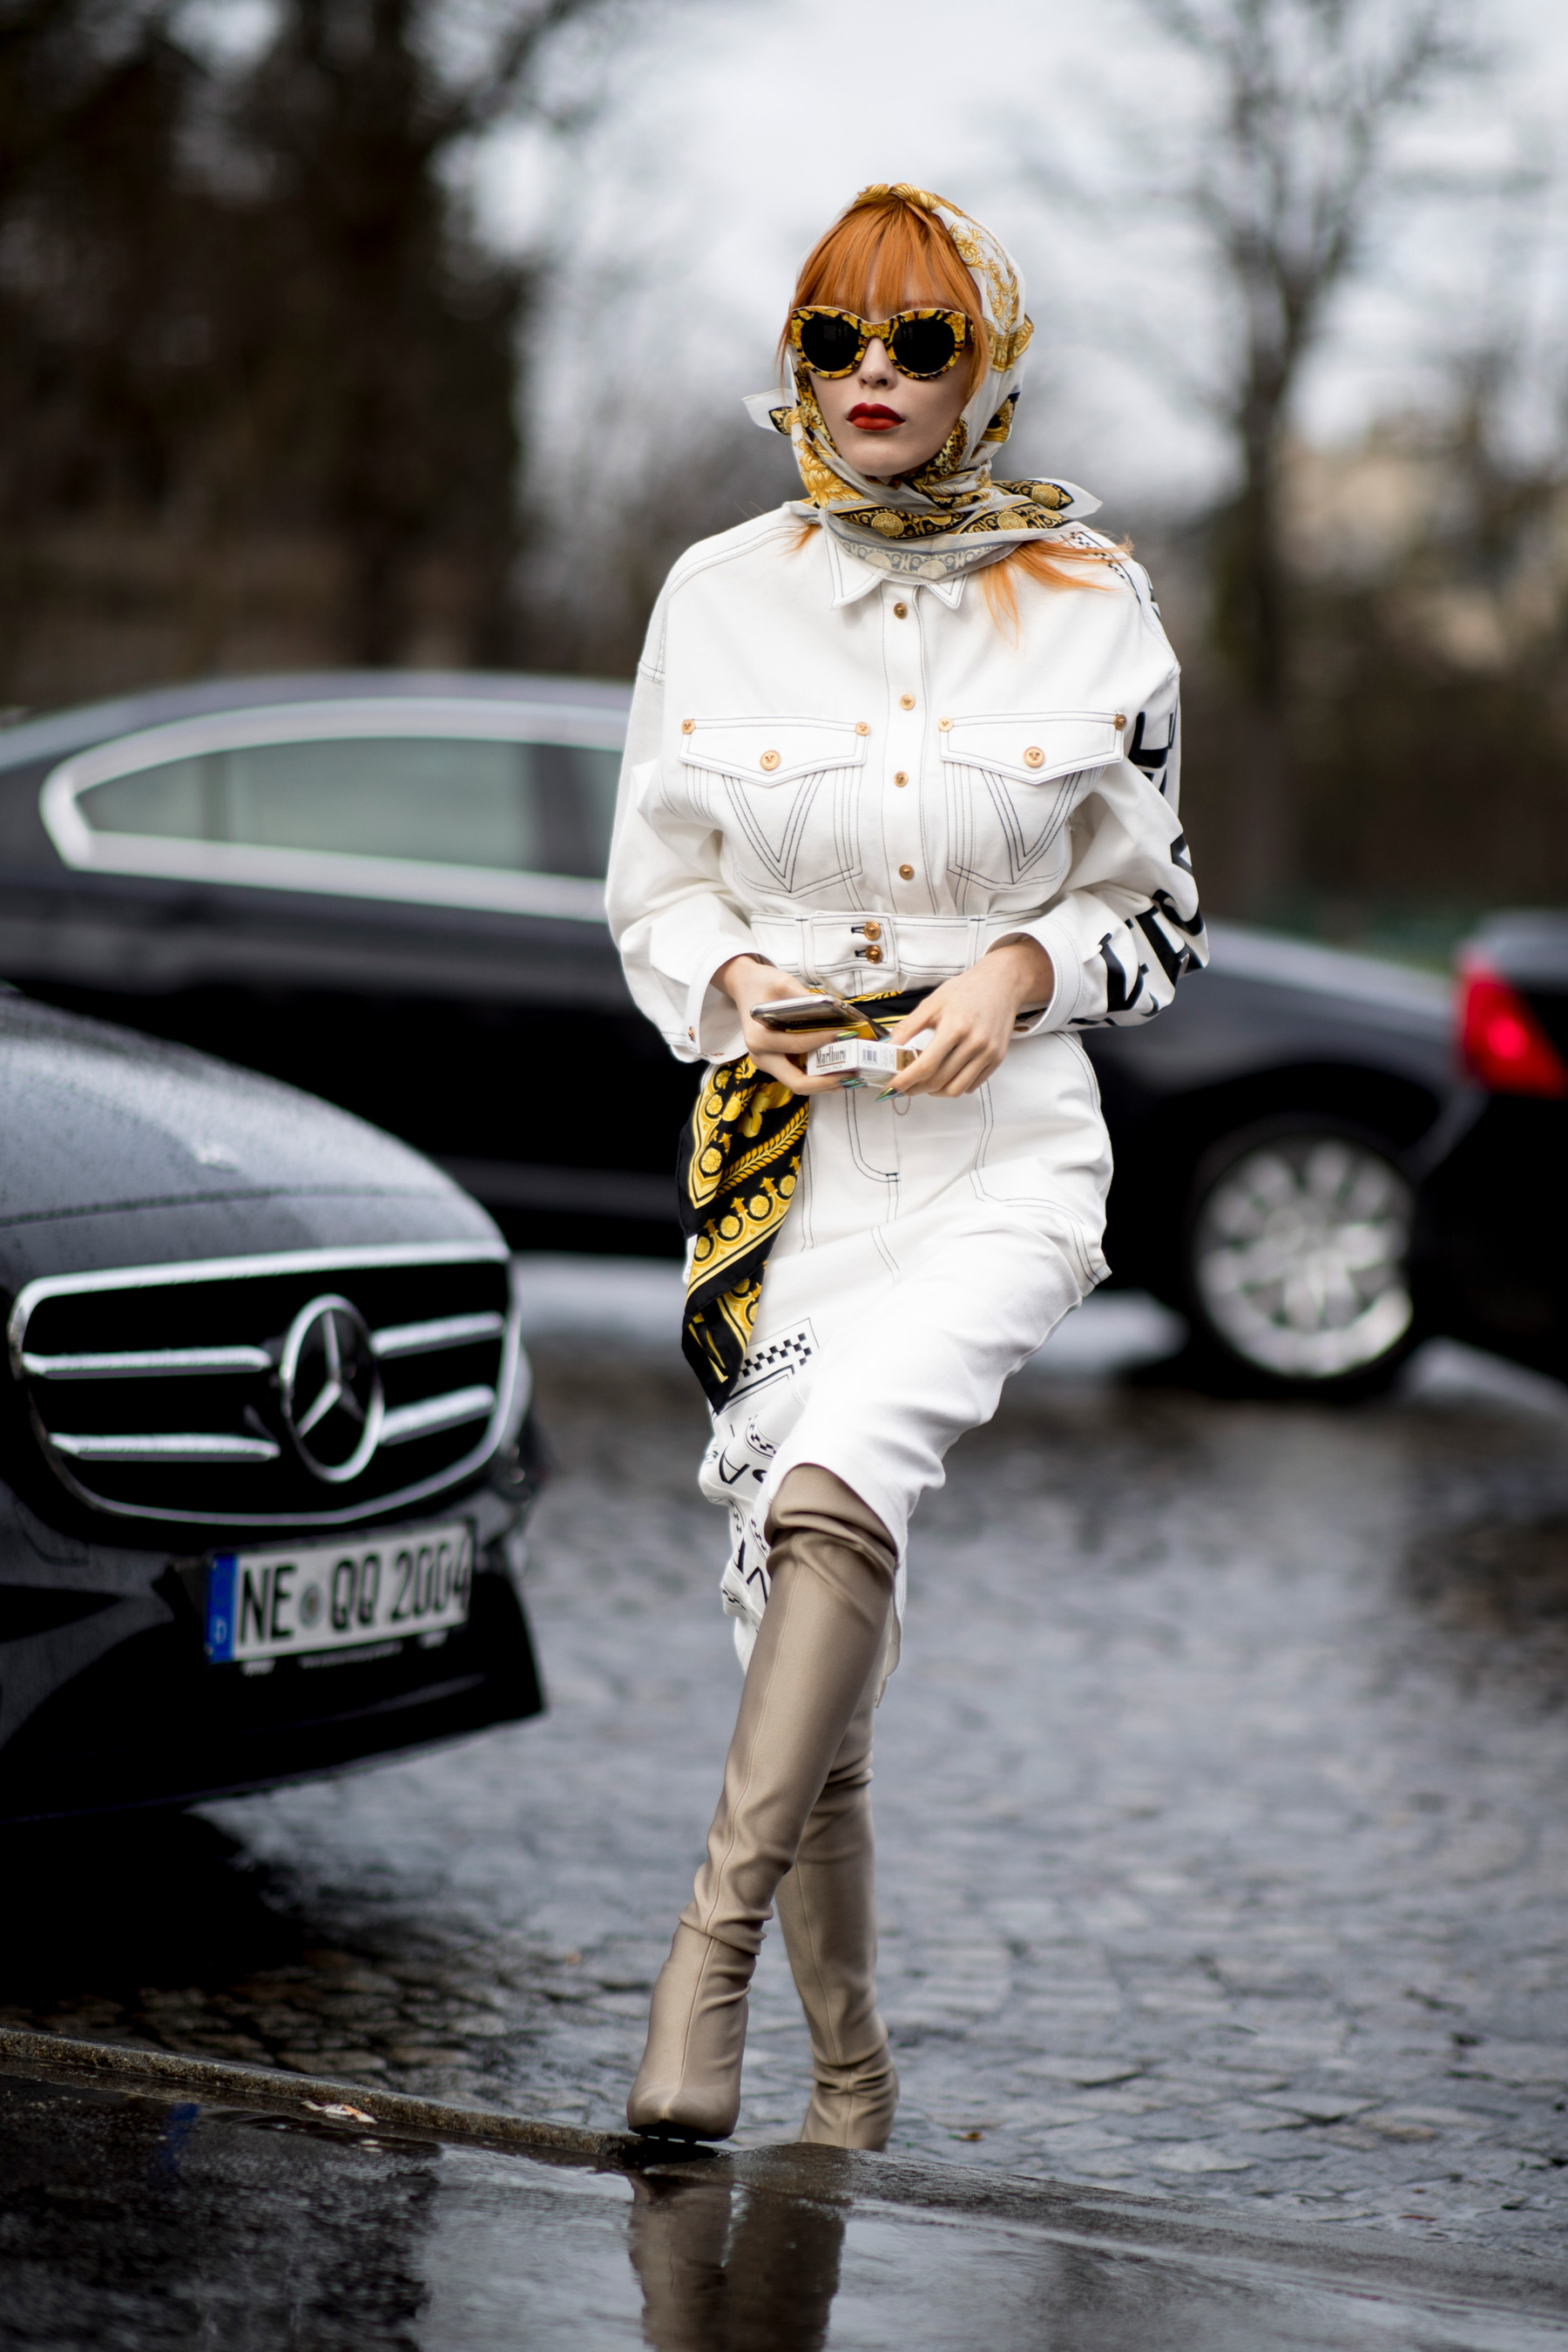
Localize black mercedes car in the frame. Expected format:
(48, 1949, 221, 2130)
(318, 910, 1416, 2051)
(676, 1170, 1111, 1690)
(0, 989, 543, 1825)
(0, 672, 1466, 1398)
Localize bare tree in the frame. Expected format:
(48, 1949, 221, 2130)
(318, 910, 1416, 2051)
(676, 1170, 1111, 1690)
(227, 0, 625, 666)
(1138, 0, 1477, 911)
(0, 0, 626, 700)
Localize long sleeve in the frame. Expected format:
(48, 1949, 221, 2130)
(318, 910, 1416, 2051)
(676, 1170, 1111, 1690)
(605, 613, 765, 1066)
(1013, 666, 1207, 1031)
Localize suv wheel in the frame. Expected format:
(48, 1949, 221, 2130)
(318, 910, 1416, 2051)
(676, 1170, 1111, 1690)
(1183, 1117, 1417, 1395)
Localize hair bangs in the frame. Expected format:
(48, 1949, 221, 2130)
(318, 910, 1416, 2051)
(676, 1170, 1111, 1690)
(781, 193, 990, 390)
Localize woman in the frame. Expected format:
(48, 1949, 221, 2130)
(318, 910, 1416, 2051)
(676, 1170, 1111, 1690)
(606, 184, 1204, 2149)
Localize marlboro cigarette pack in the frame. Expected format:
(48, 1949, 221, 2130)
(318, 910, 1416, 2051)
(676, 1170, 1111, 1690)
(806, 1036, 927, 1082)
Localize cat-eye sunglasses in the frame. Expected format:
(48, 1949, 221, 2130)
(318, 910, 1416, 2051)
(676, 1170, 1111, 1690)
(787, 305, 972, 382)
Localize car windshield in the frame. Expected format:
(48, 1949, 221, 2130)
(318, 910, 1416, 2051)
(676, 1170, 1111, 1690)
(76, 736, 621, 880)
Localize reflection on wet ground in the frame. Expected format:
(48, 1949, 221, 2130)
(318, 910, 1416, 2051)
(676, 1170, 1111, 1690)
(3, 2063, 1566, 2351)
(626, 2166, 844, 2350)
(2, 1267, 1566, 2262)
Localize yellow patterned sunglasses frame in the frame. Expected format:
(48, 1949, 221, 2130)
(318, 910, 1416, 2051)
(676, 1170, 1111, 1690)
(787, 305, 972, 381)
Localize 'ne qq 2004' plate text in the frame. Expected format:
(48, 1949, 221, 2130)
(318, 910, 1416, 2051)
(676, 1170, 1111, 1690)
(205, 1521, 472, 1665)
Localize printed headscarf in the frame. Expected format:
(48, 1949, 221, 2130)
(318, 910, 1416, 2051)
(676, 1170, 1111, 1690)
(744, 183, 1102, 582)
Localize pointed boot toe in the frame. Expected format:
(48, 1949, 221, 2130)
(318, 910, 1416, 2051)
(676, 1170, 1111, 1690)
(626, 1923, 752, 2141)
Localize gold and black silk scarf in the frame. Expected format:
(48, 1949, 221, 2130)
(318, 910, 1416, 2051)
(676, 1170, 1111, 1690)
(742, 184, 1105, 583)
(678, 988, 932, 1409)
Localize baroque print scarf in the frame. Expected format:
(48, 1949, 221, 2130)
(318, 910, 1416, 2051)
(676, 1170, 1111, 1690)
(744, 183, 1103, 582)
(679, 989, 931, 1409)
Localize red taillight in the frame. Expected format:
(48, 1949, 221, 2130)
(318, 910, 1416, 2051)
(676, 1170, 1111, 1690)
(1458, 962, 1568, 1097)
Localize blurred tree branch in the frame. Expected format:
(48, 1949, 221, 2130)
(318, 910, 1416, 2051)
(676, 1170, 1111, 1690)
(437, 0, 616, 134)
(1132, 0, 1483, 911)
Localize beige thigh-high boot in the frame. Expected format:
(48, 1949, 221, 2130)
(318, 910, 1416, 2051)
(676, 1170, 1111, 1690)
(774, 1665, 898, 2149)
(626, 1466, 896, 2142)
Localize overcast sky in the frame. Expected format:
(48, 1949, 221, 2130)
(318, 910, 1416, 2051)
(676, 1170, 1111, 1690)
(466, 0, 1568, 527)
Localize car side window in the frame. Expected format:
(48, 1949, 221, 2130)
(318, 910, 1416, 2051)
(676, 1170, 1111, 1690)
(75, 737, 622, 880)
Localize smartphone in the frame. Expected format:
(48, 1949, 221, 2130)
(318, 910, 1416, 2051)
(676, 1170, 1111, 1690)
(749, 995, 848, 1033)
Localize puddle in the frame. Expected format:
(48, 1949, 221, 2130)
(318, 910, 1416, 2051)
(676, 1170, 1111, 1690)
(3, 2065, 1565, 2351)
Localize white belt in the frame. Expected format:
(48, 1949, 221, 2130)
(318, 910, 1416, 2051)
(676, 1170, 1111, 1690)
(748, 911, 1023, 987)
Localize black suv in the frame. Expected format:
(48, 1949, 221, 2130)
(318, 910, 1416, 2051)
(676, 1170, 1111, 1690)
(0, 990, 543, 1823)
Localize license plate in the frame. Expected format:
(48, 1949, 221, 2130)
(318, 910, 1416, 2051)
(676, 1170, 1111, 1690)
(205, 1521, 472, 1666)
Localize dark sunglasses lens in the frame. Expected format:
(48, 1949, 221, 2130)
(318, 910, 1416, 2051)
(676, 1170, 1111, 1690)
(798, 314, 863, 373)
(890, 316, 959, 375)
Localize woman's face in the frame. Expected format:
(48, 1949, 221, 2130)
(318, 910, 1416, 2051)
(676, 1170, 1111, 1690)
(808, 295, 974, 481)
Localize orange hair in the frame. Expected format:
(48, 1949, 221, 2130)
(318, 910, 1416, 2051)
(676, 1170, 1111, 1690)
(782, 189, 1119, 611)
(978, 535, 1122, 630)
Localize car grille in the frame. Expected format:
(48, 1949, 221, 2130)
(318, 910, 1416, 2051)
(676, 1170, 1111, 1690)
(7, 1242, 524, 1531)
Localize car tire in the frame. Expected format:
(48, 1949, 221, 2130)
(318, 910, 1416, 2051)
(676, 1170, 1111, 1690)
(1180, 1115, 1419, 1398)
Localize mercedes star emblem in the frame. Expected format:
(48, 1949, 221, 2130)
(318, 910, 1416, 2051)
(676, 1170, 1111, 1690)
(279, 1294, 383, 1484)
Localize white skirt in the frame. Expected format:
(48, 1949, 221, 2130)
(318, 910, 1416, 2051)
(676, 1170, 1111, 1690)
(698, 1031, 1113, 1673)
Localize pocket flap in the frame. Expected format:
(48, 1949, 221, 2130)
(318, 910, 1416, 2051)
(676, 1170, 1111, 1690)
(679, 715, 867, 788)
(941, 709, 1124, 785)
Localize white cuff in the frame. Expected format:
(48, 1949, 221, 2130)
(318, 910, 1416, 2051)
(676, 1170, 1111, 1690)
(683, 942, 769, 1064)
(990, 916, 1085, 1034)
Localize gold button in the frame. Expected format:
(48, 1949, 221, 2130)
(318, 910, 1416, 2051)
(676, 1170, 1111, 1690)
(680, 719, 694, 733)
(938, 716, 952, 731)
(864, 945, 883, 964)
(893, 601, 908, 618)
(898, 862, 914, 881)
(862, 921, 882, 942)
(1024, 746, 1044, 768)
(760, 749, 781, 771)
(1114, 713, 1126, 728)
(855, 720, 870, 735)
(894, 770, 909, 786)
(899, 693, 915, 711)
(687, 1025, 695, 1039)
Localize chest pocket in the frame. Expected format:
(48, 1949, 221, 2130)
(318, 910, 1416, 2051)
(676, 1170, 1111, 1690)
(681, 716, 865, 897)
(943, 710, 1124, 895)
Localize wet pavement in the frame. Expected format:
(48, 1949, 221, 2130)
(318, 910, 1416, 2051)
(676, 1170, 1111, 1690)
(3, 2045, 1566, 2349)
(3, 1257, 1567, 2304)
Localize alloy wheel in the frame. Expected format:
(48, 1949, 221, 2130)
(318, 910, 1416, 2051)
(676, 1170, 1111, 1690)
(1189, 1126, 1415, 1382)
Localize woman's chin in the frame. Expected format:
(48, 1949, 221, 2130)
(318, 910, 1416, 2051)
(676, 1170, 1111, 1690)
(842, 433, 918, 477)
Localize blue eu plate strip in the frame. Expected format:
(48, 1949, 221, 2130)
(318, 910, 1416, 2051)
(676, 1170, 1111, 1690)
(206, 1555, 237, 1662)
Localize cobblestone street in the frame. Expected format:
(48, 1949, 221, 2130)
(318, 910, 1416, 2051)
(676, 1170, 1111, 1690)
(6, 1260, 1566, 2259)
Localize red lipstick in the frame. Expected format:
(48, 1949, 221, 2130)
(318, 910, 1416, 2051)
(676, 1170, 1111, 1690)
(848, 403, 902, 431)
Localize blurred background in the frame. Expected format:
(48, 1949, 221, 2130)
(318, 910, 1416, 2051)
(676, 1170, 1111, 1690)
(2, 0, 1565, 949)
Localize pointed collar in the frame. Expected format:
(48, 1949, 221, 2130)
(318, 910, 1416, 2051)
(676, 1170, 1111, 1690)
(821, 524, 968, 610)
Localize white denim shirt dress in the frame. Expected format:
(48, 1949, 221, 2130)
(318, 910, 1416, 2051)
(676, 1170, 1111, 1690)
(606, 508, 1205, 1666)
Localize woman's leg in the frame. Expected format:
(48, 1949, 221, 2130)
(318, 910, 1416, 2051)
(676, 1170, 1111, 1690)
(774, 1661, 898, 2147)
(627, 1465, 896, 2141)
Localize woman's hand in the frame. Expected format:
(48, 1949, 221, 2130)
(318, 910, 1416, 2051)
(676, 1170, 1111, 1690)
(715, 956, 855, 1096)
(883, 938, 1054, 1098)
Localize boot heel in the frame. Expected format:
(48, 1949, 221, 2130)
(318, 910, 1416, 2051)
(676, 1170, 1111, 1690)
(799, 2046, 899, 2151)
